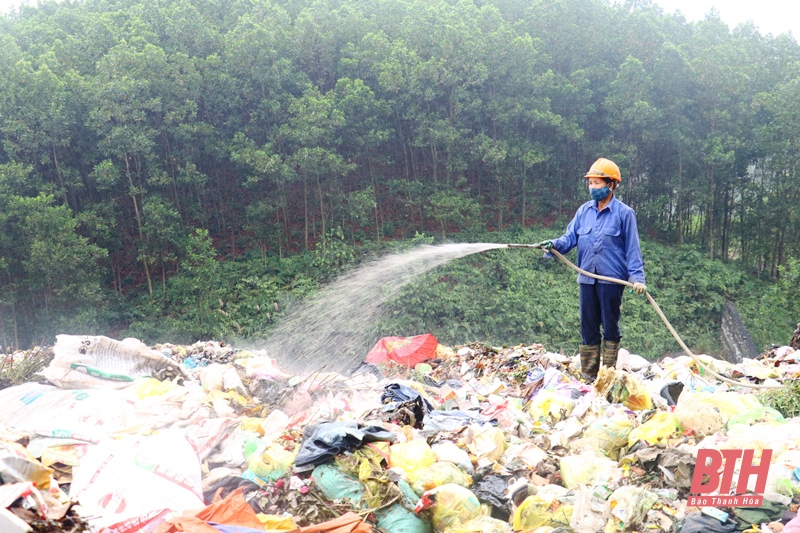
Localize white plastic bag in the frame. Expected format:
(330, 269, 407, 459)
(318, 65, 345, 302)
(42, 335, 186, 389)
(70, 430, 204, 531)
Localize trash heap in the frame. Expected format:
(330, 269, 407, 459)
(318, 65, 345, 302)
(2, 334, 800, 533)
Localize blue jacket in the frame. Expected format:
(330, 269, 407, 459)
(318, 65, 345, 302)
(551, 196, 646, 285)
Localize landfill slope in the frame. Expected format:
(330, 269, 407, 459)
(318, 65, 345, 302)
(1, 335, 800, 533)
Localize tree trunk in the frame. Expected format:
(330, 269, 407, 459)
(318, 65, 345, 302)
(316, 174, 325, 245)
(52, 145, 70, 208)
(677, 136, 684, 244)
(369, 160, 381, 242)
(707, 166, 714, 260)
(521, 163, 527, 227)
(125, 152, 152, 297)
(303, 172, 309, 250)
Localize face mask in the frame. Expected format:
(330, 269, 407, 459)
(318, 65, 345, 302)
(591, 186, 610, 202)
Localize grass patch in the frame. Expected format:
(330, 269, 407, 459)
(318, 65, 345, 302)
(759, 380, 800, 419)
(0, 347, 54, 389)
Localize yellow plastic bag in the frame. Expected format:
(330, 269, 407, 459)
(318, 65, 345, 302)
(247, 442, 297, 483)
(529, 390, 574, 421)
(677, 390, 761, 422)
(133, 376, 178, 399)
(444, 515, 512, 533)
(512, 494, 573, 530)
(257, 514, 298, 531)
(240, 417, 267, 436)
(391, 439, 437, 483)
(412, 461, 472, 496)
(560, 453, 620, 490)
(573, 415, 634, 460)
(466, 425, 507, 463)
(627, 412, 683, 447)
(425, 484, 486, 532)
(595, 368, 652, 411)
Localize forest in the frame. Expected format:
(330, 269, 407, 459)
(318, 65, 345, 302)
(1, 0, 799, 352)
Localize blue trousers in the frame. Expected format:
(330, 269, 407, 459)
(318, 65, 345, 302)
(580, 282, 624, 345)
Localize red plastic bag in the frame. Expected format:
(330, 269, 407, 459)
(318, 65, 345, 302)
(366, 335, 438, 367)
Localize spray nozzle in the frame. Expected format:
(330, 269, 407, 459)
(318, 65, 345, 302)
(506, 243, 544, 249)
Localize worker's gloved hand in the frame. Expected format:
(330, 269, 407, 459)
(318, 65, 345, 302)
(533, 240, 554, 250)
(630, 282, 647, 295)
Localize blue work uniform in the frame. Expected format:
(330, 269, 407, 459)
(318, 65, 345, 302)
(550, 195, 645, 345)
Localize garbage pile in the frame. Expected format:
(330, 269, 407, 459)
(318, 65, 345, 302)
(2, 334, 800, 532)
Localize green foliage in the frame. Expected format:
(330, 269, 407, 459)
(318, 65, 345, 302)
(740, 258, 800, 347)
(313, 226, 355, 273)
(425, 185, 483, 241)
(759, 381, 800, 420)
(0, 0, 798, 347)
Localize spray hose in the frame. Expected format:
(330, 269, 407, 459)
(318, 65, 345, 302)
(508, 243, 782, 390)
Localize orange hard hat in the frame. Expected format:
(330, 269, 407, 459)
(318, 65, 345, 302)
(584, 158, 621, 183)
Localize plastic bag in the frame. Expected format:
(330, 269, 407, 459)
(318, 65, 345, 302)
(375, 503, 432, 533)
(416, 484, 485, 533)
(391, 439, 437, 483)
(726, 406, 785, 429)
(412, 461, 472, 496)
(257, 514, 299, 531)
(529, 390, 574, 421)
(42, 335, 186, 389)
(675, 401, 725, 438)
(0, 438, 53, 488)
(0, 382, 141, 438)
(335, 442, 394, 509)
(156, 487, 263, 533)
(432, 442, 473, 473)
(570, 486, 609, 533)
(722, 421, 800, 459)
(766, 450, 800, 497)
(133, 377, 179, 399)
(247, 442, 297, 484)
(627, 412, 683, 447)
(560, 453, 621, 490)
(466, 425, 507, 463)
(676, 512, 737, 533)
(785, 515, 800, 533)
(501, 442, 548, 470)
(376, 479, 432, 533)
(70, 431, 204, 531)
(443, 516, 512, 533)
(607, 486, 658, 530)
(512, 493, 573, 531)
(595, 368, 652, 411)
(572, 415, 634, 460)
(312, 463, 365, 506)
(677, 390, 762, 422)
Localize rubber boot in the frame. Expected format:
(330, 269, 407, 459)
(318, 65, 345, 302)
(603, 340, 620, 370)
(580, 344, 601, 382)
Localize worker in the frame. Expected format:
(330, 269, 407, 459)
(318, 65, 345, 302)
(534, 158, 646, 382)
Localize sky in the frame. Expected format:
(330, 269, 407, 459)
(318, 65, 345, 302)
(0, 0, 798, 39)
(653, 0, 800, 37)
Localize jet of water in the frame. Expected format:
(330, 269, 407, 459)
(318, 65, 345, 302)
(252, 243, 506, 374)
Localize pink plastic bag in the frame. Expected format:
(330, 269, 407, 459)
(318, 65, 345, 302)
(785, 515, 800, 533)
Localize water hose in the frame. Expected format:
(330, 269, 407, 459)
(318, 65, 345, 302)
(508, 243, 782, 390)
